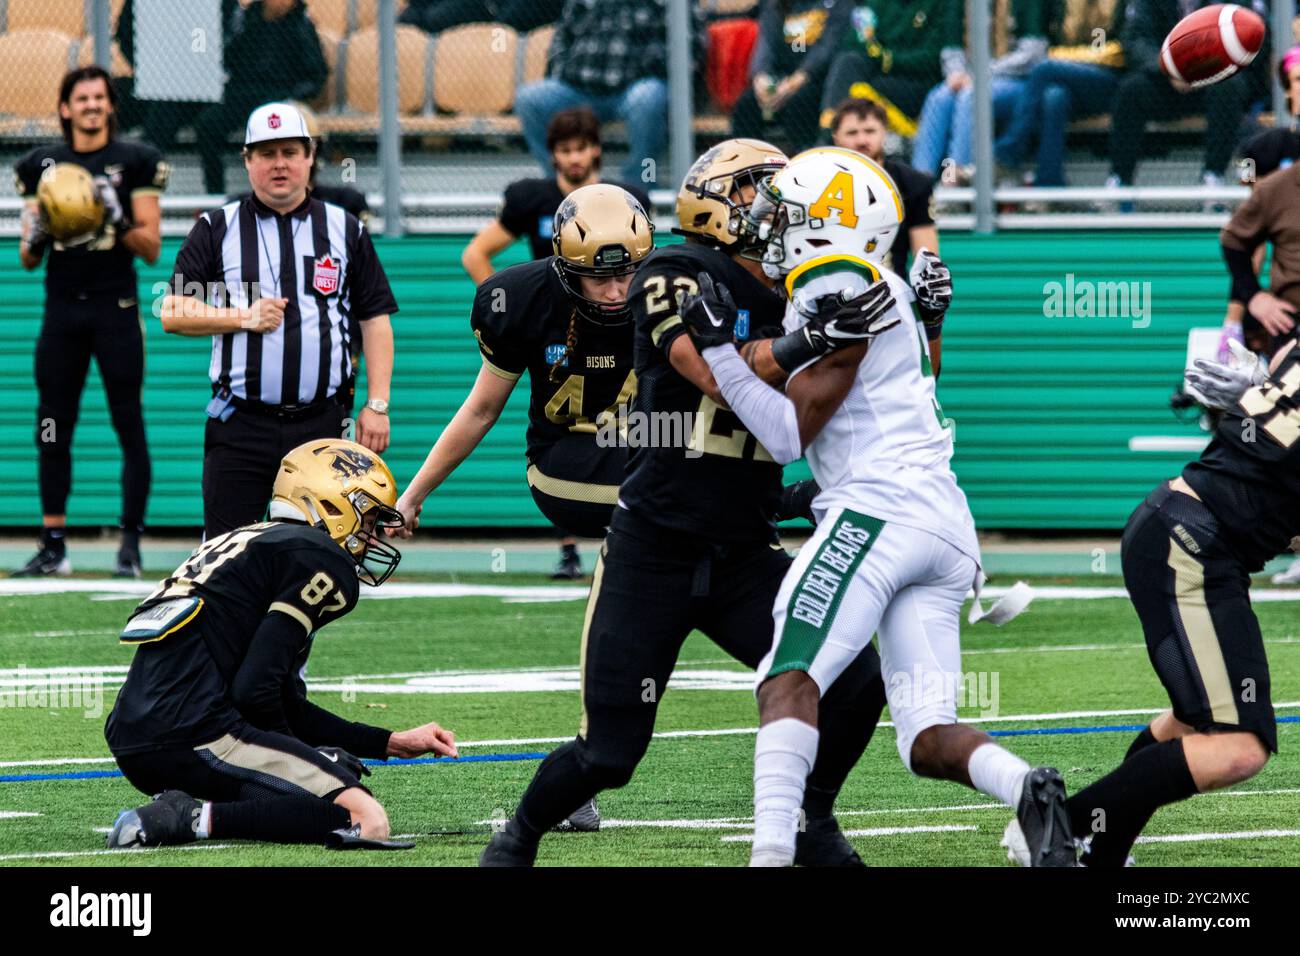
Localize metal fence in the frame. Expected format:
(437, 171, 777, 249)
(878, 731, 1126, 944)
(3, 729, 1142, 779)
(0, 0, 1296, 235)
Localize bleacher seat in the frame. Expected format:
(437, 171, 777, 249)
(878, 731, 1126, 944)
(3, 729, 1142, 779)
(6, 0, 84, 35)
(0, 30, 75, 136)
(305, 0, 350, 36)
(522, 24, 552, 85)
(75, 37, 133, 76)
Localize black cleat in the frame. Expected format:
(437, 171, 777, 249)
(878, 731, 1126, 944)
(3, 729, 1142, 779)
(552, 796, 600, 833)
(551, 548, 583, 580)
(12, 547, 71, 577)
(794, 815, 866, 867)
(479, 822, 539, 867)
(114, 547, 142, 579)
(107, 790, 202, 848)
(1011, 767, 1077, 867)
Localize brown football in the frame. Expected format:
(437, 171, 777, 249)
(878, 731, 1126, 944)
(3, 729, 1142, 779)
(1160, 3, 1265, 88)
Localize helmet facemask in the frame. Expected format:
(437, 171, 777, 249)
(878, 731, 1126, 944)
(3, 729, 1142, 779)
(552, 244, 640, 326)
(330, 488, 404, 587)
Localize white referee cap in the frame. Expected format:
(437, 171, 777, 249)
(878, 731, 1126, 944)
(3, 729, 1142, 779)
(244, 102, 311, 147)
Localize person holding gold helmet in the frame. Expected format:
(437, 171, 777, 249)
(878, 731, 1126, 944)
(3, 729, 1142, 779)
(13, 66, 168, 580)
(104, 438, 457, 850)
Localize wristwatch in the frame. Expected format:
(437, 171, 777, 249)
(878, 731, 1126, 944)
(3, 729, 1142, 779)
(364, 398, 389, 415)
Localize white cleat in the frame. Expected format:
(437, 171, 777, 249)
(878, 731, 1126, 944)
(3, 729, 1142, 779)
(750, 846, 794, 867)
(1271, 558, 1300, 585)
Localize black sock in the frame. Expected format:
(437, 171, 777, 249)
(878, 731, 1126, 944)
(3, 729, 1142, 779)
(805, 659, 887, 819)
(120, 527, 141, 554)
(1124, 726, 1157, 761)
(511, 741, 599, 843)
(560, 543, 578, 558)
(1066, 738, 1198, 867)
(40, 528, 65, 554)
(210, 797, 351, 844)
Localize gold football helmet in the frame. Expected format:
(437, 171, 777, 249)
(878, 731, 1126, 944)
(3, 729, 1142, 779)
(675, 138, 787, 252)
(269, 438, 403, 586)
(552, 183, 654, 324)
(36, 162, 105, 245)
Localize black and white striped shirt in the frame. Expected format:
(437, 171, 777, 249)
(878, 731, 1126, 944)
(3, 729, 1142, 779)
(171, 193, 397, 405)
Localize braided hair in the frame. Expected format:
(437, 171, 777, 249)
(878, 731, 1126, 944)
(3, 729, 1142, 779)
(549, 307, 581, 383)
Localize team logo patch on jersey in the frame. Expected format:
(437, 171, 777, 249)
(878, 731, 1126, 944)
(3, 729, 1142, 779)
(545, 343, 569, 367)
(538, 215, 554, 240)
(311, 255, 340, 295)
(735, 308, 751, 341)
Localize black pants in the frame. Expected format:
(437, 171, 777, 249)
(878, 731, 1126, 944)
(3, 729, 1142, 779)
(730, 80, 825, 156)
(113, 721, 360, 802)
(516, 508, 886, 825)
(35, 293, 150, 529)
(201, 399, 346, 537)
(527, 433, 627, 538)
(1121, 483, 1276, 753)
(1107, 70, 1251, 183)
(819, 51, 933, 132)
(399, 0, 563, 33)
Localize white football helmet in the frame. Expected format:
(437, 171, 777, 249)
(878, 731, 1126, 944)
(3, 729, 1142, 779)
(742, 147, 904, 280)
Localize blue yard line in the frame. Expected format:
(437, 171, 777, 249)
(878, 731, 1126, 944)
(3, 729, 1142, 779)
(4, 717, 1298, 784)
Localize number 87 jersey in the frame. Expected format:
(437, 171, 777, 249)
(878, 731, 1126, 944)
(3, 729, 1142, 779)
(620, 242, 790, 545)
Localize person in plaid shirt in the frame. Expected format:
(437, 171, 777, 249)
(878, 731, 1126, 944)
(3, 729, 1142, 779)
(515, 0, 705, 184)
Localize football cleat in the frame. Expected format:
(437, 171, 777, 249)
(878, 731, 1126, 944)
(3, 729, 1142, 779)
(1009, 767, 1077, 867)
(12, 546, 71, 577)
(794, 815, 866, 867)
(552, 796, 600, 833)
(551, 547, 582, 580)
(479, 821, 539, 867)
(106, 790, 202, 849)
(114, 547, 142, 579)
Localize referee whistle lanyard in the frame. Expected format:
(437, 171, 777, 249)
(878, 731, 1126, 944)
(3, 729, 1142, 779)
(255, 209, 306, 300)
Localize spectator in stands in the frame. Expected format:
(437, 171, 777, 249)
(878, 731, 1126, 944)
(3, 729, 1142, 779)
(817, 1, 961, 142)
(1103, 0, 1265, 194)
(514, 0, 704, 184)
(1240, 48, 1300, 182)
(194, 0, 327, 195)
(911, 0, 1062, 180)
(462, 108, 650, 282)
(992, 0, 1124, 187)
(399, 0, 563, 34)
(730, 0, 849, 153)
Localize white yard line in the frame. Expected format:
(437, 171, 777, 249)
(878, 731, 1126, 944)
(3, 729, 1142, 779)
(1135, 829, 1300, 845)
(0, 811, 40, 820)
(0, 843, 235, 862)
(721, 825, 979, 842)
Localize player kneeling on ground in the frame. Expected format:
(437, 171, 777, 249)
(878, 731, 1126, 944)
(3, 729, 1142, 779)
(105, 438, 458, 850)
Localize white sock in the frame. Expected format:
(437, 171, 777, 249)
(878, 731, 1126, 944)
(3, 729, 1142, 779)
(751, 718, 819, 866)
(967, 742, 1030, 808)
(196, 801, 212, 840)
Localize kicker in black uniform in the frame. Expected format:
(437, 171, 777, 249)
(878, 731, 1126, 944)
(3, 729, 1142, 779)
(105, 438, 458, 850)
(480, 139, 889, 868)
(1062, 332, 1300, 866)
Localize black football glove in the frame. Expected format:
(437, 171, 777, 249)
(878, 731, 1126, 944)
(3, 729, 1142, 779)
(677, 272, 738, 349)
(771, 280, 899, 373)
(909, 248, 952, 330)
(317, 746, 370, 779)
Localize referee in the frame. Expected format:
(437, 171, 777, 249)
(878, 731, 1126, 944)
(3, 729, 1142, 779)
(160, 102, 397, 538)
(13, 65, 167, 579)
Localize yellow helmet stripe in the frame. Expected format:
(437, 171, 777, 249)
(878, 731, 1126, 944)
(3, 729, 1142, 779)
(784, 253, 881, 298)
(791, 147, 904, 223)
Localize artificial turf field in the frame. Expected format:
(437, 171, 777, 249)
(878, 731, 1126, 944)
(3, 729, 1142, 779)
(1, 571, 1297, 867)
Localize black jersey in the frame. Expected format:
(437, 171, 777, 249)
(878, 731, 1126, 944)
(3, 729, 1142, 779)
(14, 138, 168, 298)
(1182, 338, 1300, 571)
(470, 257, 636, 459)
(618, 242, 788, 544)
(882, 158, 935, 278)
(105, 521, 360, 753)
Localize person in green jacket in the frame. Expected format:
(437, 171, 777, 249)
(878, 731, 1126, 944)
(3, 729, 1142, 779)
(194, 0, 328, 194)
(817, 0, 963, 139)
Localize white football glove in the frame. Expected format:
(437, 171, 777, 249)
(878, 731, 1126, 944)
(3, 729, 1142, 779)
(1185, 338, 1269, 410)
(909, 247, 952, 325)
(95, 176, 124, 228)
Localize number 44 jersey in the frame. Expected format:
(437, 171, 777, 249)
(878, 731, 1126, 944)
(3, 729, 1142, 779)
(106, 521, 360, 753)
(785, 258, 979, 564)
(621, 242, 789, 545)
